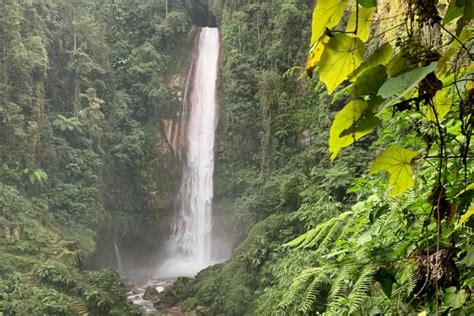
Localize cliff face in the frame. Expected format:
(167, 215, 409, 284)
(87, 31, 199, 271)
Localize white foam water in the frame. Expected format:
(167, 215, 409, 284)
(159, 27, 220, 278)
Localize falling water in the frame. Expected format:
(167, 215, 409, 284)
(159, 27, 219, 278)
(114, 242, 124, 276)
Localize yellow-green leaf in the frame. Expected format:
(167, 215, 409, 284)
(437, 29, 471, 76)
(306, 33, 331, 76)
(456, 183, 474, 198)
(457, 205, 474, 228)
(461, 247, 474, 266)
(425, 86, 453, 122)
(320, 34, 365, 94)
(329, 99, 376, 159)
(467, 80, 474, 94)
(346, 6, 376, 42)
(311, 0, 349, 45)
(370, 146, 418, 196)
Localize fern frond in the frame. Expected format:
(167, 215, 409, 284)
(284, 226, 319, 248)
(297, 270, 328, 314)
(315, 212, 352, 256)
(328, 264, 377, 315)
(346, 264, 377, 313)
(406, 266, 418, 295)
(331, 84, 353, 103)
(278, 267, 321, 310)
(285, 211, 355, 250)
(328, 263, 358, 301)
(300, 218, 337, 249)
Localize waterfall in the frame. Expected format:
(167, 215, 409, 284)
(159, 27, 220, 278)
(114, 242, 124, 276)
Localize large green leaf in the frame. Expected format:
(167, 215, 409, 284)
(370, 146, 418, 196)
(358, 0, 377, 7)
(329, 99, 376, 159)
(346, 6, 376, 42)
(444, 287, 467, 310)
(340, 112, 380, 138)
(443, 0, 466, 25)
(456, 0, 473, 35)
(377, 62, 438, 99)
(310, 0, 349, 45)
(320, 34, 365, 94)
(350, 43, 393, 80)
(349, 65, 388, 97)
(461, 247, 474, 266)
(387, 54, 412, 77)
(455, 183, 474, 197)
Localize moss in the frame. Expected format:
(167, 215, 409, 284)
(181, 297, 199, 311)
(161, 276, 195, 306)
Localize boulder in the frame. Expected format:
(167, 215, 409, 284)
(143, 285, 160, 301)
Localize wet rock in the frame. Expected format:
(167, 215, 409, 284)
(196, 305, 209, 314)
(143, 285, 160, 301)
(153, 298, 163, 309)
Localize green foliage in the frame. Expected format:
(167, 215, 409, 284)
(181, 297, 199, 311)
(0, 0, 195, 314)
(443, 287, 467, 310)
(2, 1, 473, 316)
(53, 115, 83, 132)
(32, 289, 76, 315)
(35, 260, 80, 290)
(22, 168, 48, 186)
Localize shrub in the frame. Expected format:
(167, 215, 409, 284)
(35, 260, 80, 291)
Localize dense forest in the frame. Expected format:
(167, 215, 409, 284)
(0, 0, 473, 315)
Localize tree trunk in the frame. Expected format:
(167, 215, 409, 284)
(73, 10, 79, 116)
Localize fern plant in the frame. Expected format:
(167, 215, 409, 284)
(278, 191, 428, 315)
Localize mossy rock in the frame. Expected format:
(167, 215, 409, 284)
(160, 276, 194, 306)
(143, 285, 160, 301)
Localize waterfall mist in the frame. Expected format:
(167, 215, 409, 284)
(158, 27, 220, 278)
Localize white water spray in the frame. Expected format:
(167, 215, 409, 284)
(159, 27, 219, 278)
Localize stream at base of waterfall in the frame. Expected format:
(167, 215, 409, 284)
(123, 27, 221, 314)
